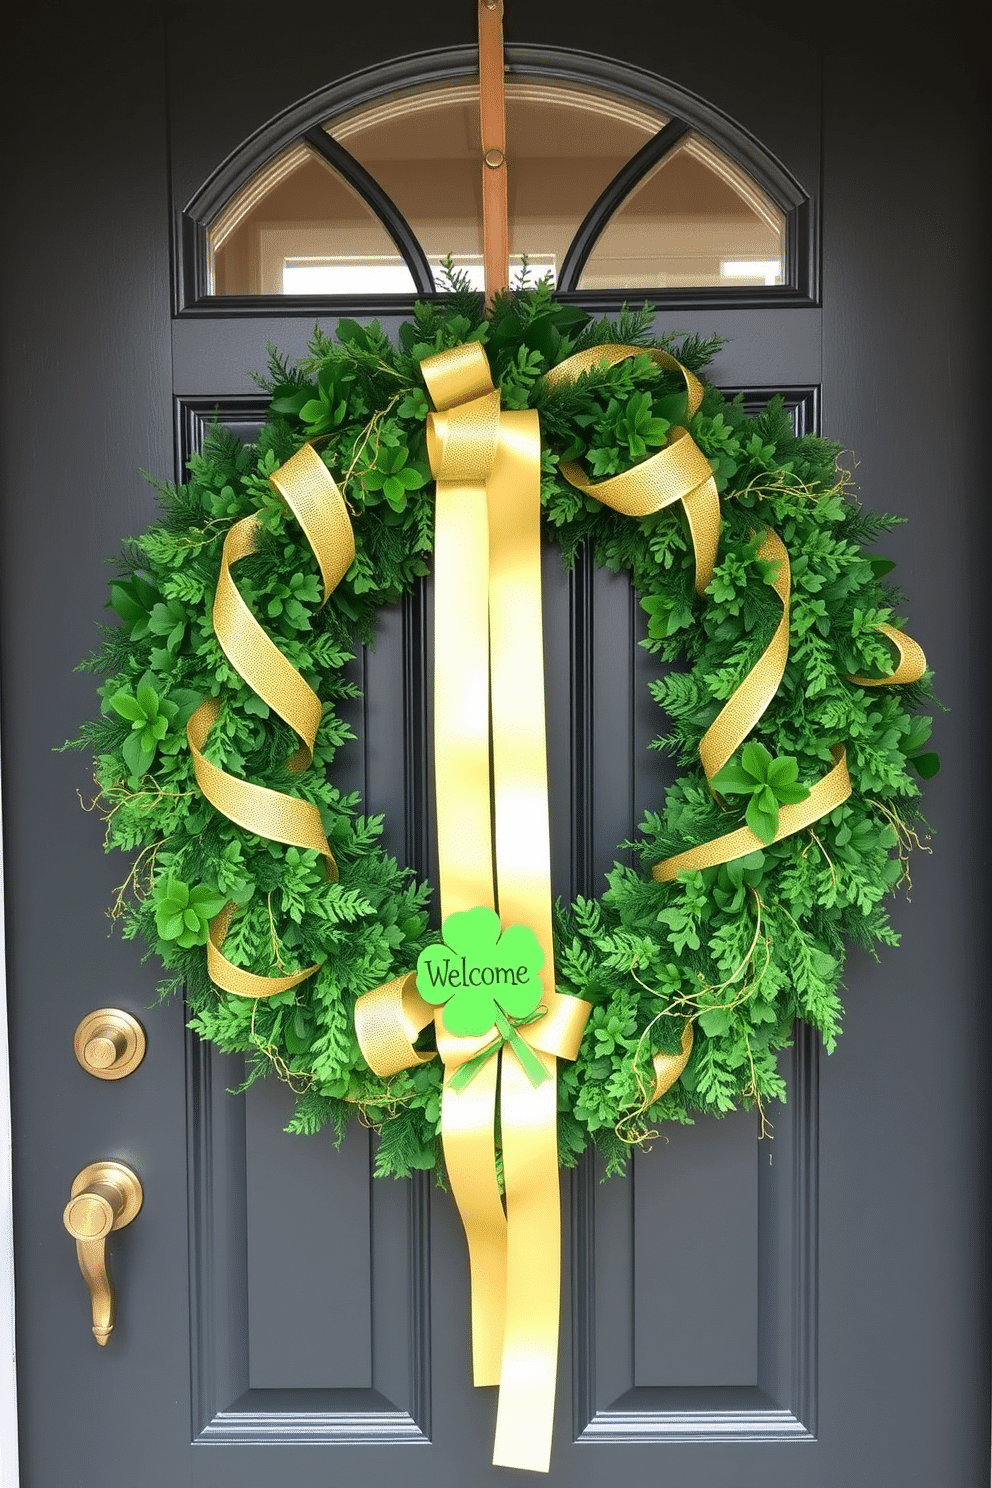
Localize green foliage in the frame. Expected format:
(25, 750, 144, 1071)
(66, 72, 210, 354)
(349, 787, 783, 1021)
(711, 742, 811, 843)
(70, 285, 935, 1182)
(153, 878, 226, 949)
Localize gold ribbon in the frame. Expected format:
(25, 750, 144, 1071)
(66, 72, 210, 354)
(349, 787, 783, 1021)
(187, 444, 355, 998)
(355, 340, 590, 1472)
(426, 341, 586, 1473)
(848, 621, 927, 686)
(544, 345, 721, 594)
(700, 529, 789, 784)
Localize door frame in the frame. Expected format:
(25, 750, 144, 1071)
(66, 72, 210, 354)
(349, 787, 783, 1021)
(1, 750, 19, 1486)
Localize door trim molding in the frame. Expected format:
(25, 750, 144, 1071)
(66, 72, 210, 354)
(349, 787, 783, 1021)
(571, 1026, 819, 1445)
(0, 731, 20, 1487)
(187, 1031, 433, 1446)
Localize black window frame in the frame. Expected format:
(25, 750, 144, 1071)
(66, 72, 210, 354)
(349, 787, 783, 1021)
(176, 45, 817, 320)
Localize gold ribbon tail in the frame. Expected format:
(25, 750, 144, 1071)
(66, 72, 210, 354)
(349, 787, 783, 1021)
(420, 342, 590, 1472)
(652, 1021, 694, 1103)
(491, 1046, 560, 1473)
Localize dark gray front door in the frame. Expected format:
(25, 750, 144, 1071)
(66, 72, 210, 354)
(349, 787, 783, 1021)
(2, 5, 986, 1486)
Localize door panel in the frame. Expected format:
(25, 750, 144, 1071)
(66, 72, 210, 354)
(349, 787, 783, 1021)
(2, 5, 985, 1487)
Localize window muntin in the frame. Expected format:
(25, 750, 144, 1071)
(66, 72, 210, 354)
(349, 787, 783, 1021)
(577, 134, 785, 290)
(208, 144, 416, 296)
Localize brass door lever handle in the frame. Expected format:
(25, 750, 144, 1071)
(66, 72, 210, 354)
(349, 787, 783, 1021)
(63, 1161, 143, 1345)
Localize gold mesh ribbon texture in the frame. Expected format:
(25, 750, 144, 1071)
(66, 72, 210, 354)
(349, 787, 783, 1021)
(187, 444, 355, 998)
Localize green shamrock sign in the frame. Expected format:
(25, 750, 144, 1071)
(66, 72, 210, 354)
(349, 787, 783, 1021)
(416, 907, 549, 1088)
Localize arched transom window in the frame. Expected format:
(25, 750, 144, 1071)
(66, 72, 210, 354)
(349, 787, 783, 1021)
(185, 56, 812, 312)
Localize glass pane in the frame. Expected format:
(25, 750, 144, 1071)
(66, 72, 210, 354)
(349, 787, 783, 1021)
(208, 143, 416, 295)
(328, 80, 666, 288)
(578, 134, 785, 290)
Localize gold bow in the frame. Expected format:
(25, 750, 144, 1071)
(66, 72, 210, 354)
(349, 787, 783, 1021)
(357, 341, 590, 1472)
(355, 343, 736, 1466)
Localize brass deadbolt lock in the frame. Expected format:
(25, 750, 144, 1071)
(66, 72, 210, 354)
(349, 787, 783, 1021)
(74, 1009, 146, 1079)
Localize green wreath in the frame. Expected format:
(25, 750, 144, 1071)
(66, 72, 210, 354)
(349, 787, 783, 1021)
(69, 279, 936, 1179)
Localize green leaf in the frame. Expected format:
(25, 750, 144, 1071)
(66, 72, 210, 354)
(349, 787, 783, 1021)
(189, 888, 226, 918)
(697, 1007, 732, 1037)
(164, 879, 189, 908)
(121, 733, 153, 777)
(269, 386, 311, 417)
(773, 781, 811, 805)
(766, 755, 799, 788)
(740, 740, 773, 781)
(109, 583, 145, 625)
(110, 691, 145, 723)
(910, 751, 941, 779)
(157, 911, 185, 941)
(136, 684, 159, 717)
(711, 764, 756, 795)
(336, 318, 369, 349)
(745, 793, 779, 844)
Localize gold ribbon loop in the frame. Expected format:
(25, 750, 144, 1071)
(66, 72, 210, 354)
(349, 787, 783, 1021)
(559, 425, 716, 518)
(353, 973, 436, 1076)
(426, 390, 502, 482)
(187, 697, 336, 868)
(213, 516, 322, 770)
(187, 444, 355, 998)
(544, 345, 720, 594)
(848, 621, 927, 686)
(653, 744, 852, 881)
(700, 529, 791, 786)
(542, 343, 704, 415)
(206, 902, 321, 1000)
(422, 340, 496, 411)
(268, 443, 356, 603)
(652, 1021, 694, 1102)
